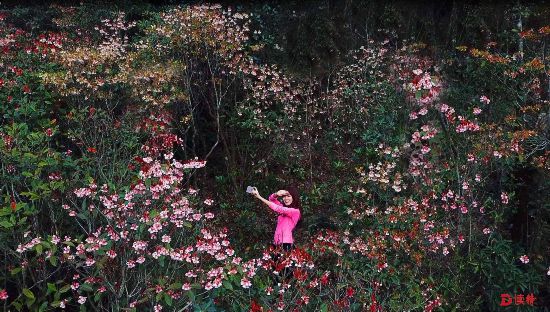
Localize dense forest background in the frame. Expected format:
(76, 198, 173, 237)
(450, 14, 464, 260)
(1, 1, 549, 311)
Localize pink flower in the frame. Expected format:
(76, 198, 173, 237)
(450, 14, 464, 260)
(132, 240, 148, 251)
(161, 235, 171, 243)
(501, 192, 509, 204)
(483, 228, 492, 234)
(182, 283, 191, 291)
(78, 296, 87, 304)
(0, 289, 8, 300)
(473, 107, 482, 115)
(192, 213, 202, 221)
(480, 95, 490, 104)
(204, 198, 214, 206)
(240, 277, 252, 288)
(519, 255, 529, 264)
(51, 235, 60, 244)
(183, 158, 206, 169)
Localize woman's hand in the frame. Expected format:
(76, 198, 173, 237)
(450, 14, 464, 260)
(276, 190, 288, 197)
(251, 188, 260, 197)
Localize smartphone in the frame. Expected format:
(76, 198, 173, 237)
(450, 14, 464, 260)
(246, 186, 257, 194)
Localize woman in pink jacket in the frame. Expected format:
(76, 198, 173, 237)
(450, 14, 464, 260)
(251, 186, 301, 251)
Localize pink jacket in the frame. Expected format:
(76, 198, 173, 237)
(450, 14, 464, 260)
(268, 193, 301, 245)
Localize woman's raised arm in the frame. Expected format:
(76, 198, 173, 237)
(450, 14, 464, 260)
(268, 193, 283, 206)
(252, 191, 298, 217)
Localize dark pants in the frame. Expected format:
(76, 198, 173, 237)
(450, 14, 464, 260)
(273, 243, 294, 252)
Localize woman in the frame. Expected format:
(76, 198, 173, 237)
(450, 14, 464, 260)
(250, 186, 301, 251)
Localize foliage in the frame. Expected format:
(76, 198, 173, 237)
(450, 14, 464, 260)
(1, 2, 549, 311)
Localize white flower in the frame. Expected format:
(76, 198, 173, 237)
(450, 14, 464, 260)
(240, 277, 252, 288)
(480, 95, 491, 104)
(519, 255, 529, 264)
(78, 296, 87, 304)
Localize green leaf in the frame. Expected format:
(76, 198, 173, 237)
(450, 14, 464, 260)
(164, 293, 173, 306)
(223, 280, 233, 290)
(59, 284, 71, 293)
(0, 207, 11, 216)
(47, 282, 57, 294)
(169, 282, 182, 290)
(39, 301, 48, 312)
(23, 288, 35, 300)
(49, 256, 58, 266)
(320, 303, 328, 312)
(0, 220, 13, 228)
(80, 284, 93, 292)
(10, 267, 22, 275)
